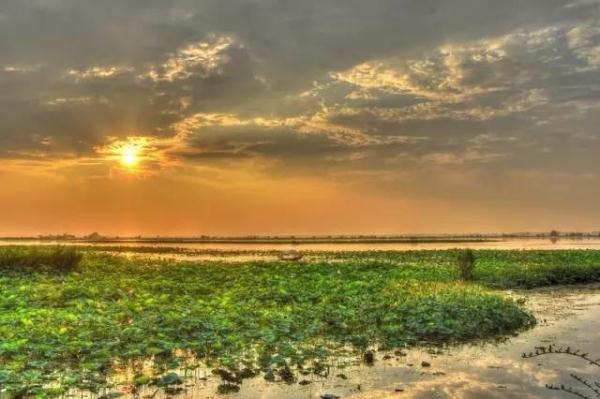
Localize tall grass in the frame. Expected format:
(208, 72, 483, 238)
(0, 246, 83, 273)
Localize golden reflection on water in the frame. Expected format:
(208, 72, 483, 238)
(4, 238, 600, 263)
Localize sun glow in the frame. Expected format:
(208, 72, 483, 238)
(97, 137, 155, 171)
(121, 144, 140, 167)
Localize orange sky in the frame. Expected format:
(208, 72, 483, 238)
(2, 159, 599, 236)
(1, 1, 599, 236)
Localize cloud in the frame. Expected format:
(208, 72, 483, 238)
(567, 21, 600, 67)
(144, 35, 235, 82)
(67, 66, 134, 80)
(0, 0, 599, 184)
(3, 0, 600, 236)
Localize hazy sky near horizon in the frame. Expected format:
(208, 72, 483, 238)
(1, 0, 600, 236)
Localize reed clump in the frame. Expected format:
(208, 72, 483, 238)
(457, 249, 476, 280)
(0, 246, 83, 273)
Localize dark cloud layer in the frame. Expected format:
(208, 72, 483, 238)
(1, 0, 600, 184)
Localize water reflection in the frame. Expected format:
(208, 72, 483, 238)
(4, 238, 600, 263)
(4, 238, 600, 253)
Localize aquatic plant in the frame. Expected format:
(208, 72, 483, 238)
(1, 248, 599, 397)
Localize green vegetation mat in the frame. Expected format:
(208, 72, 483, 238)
(1, 248, 600, 397)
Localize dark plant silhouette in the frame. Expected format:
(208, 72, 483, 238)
(523, 345, 600, 398)
(0, 246, 83, 273)
(457, 249, 476, 280)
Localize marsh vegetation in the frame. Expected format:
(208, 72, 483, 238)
(0, 247, 82, 273)
(1, 247, 600, 397)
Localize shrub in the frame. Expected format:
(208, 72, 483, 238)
(0, 246, 83, 273)
(457, 249, 476, 280)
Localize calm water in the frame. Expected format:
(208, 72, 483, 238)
(3, 238, 600, 252)
(3, 238, 600, 263)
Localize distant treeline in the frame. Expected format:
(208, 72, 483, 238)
(2, 230, 600, 244)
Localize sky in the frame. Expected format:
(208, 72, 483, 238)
(1, 0, 600, 236)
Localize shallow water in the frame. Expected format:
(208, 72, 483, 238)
(114, 285, 600, 399)
(4, 238, 600, 252)
(4, 238, 600, 262)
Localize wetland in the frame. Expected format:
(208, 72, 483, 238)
(1, 246, 600, 398)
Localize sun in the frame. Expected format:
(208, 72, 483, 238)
(99, 136, 155, 171)
(120, 144, 141, 167)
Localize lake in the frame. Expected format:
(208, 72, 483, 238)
(3, 237, 600, 250)
(3, 237, 600, 262)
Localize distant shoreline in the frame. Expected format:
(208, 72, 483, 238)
(0, 237, 495, 244)
(1, 232, 598, 244)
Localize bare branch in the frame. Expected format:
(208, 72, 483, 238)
(570, 374, 600, 397)
(546, 384, 591, 399)
(522, 345, 600, 368)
